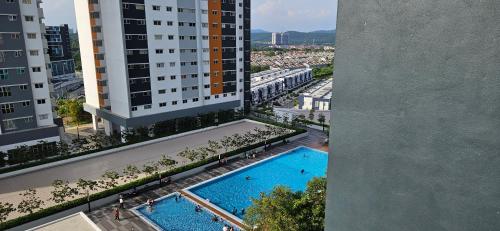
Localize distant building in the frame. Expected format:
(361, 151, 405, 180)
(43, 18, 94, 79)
(0, 0, 60, 152)
(280, 32, 289, 45)
(272, 32, 282, 45)
(271, 32, 289, 46)
(298, 79, 332, 110)
(45, 24, 76, 82)
(251, 68, 313, 105)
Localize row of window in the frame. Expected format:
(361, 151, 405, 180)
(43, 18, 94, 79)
(5, 0, 32, 4)
(0, 98, 45, 113)
(130, 92, 237, 111)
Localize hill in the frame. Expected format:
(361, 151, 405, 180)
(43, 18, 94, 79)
(251, 30, 336, 45)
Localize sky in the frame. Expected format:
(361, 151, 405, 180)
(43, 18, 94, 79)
(41, 0, 337, 33)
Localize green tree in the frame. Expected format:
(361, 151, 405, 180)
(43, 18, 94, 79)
(317, 113, 326, 131)
(178, 147, 198, 162)
(157, 155, 177, 185)
(50, 179, 78, 204)
(76, 178, 98, 212)
(244, 177, 326, 231)
(122, 165, 141, 182)
(308, 108, 316, 121)
(56, 141, 70, 156)
(98, 170, 121, 189)
(142, 162, 159, 178)
(0, 202, 15, 224)
(17, 188, 44, 215)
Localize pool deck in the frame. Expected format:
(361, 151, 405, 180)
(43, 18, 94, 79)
(86, 128, 328, 231)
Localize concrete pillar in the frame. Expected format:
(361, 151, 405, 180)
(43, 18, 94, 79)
(326, 0, 500, 231)
(103, 119, 112, 136)
(91, 115, 99, 131)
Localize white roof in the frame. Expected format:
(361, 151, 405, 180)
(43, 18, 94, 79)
(302, 79, 333, 99)
(27, 212, 101, 231)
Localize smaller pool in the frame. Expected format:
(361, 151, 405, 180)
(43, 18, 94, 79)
(134, 193, 238, 231)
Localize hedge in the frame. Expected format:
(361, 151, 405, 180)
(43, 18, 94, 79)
(0, 121, 306, 230)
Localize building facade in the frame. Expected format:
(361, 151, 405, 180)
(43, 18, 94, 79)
(45, 24, 76, 82)
(0, 0, 60, 152)
(75, 0, 251, 135)
(250, 68, 312, 105)
(298, 78, 331, 111)
(271, 32, 281, 45)
(326, 0, 500, 230)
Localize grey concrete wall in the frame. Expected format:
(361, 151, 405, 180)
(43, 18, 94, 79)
(325, 0, 500, 231)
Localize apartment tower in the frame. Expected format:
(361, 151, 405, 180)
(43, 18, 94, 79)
(45, 24, 76, 82)
(0, 0, 60, 152)
(75, 0, 251, 135)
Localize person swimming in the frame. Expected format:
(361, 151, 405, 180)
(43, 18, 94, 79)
(300, 169, 305, 174)
(245, 176, 251, 180)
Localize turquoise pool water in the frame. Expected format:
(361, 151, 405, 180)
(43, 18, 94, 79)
(188, 146, 328, 219)
(136, 194, 237, 230)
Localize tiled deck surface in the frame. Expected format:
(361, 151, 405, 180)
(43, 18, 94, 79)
(86, 128, 328, 231)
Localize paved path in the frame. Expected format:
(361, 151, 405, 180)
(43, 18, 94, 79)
(86, 129, 328, 231)
(0, 120, 269, 219)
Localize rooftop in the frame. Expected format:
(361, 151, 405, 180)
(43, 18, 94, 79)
(28, 212, 101, 231)
(302, 79, 333, 99)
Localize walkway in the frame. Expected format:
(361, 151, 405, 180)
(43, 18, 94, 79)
(86, 128, 328, 231)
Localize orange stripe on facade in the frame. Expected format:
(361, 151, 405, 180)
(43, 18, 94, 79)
(88, 1, 105, 108)
(208, 0, 223, 95)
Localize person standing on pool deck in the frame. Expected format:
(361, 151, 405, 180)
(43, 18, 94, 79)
(119, 196, 124, 209)
(114, 207, 120, 220)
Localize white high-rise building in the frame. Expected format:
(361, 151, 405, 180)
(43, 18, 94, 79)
(0, 0, 60, 152)
(75, 0, 251, 135)
(271, 32, 282, 45)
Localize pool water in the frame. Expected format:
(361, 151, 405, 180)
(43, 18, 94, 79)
(137, 194, 237, 231)
(188, 146, 328, 219)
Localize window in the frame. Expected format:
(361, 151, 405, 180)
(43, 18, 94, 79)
(157, 76, 165, 81)
(31, 67, 41, 72)
(135, 4, 145, 10)
(154, 34, 162, 40)
(1, 104, 14, 114)
(191, 61, 197, 65)
(204, 84, 210, 88)
(8, 15, 17, 21)
(27, 33, 36, 39)
(137, 19, 146, 25)
(90, 12, 100, 19)
(37, 99, 46, 104)
(19, 85, 27, 90)
(0, 87, 11, 97)
(22, 0, 32, 3)
(29, 50, 39, 56)
(152, 5, 160, 10)
(144, 104, 152, 109)
(202, 10, 208, 14)
(171, 88, 177, 93)
(182, 87, 187, 92)
(172, 101, 178, 105)
(170, 75, 176, 80)
(189, 36, 196, 40)
(204, 73, 210, 77)
(158, 89, 166, 94)
(131, 107, 137, 111)
(205, 96, 210, 100)
(159, 102, 167, 107)
(156, 63, 165, 68)
(0, 70, 8, 80)
(179, 36, 185, 40)
(192, 86, 198, 90)
(180, 62, 186, 66)
(11, 33, 20, 39)
(22, 101, 30, 107)
(91, 26, 101, 32)
(192, 98, 199, 102)
(167, 21, 173, 26)
(166, 6, 172, 12)
(39, 114, 49, 120)
(156, 49, 163, 54)
(169, 49, 175, 54)
(154, 20, 161, 25)
(189, 23, 196, 27)
(183, 99, 188, 104)
(181, 75, 187, 79)
(16, 68, 25, 75)
(169, 62, 175, 67)
(168, 35, 174, 40)
(24, 16, 34, 21)
(215, 94, 220, 99)
(178, 22, 184, 27)
(34, 83, 43, 88)
(191, 74, 198, 78)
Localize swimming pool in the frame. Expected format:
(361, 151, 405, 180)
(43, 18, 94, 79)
(186, 146, 328, 219)
(133, 193, 238, 231)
